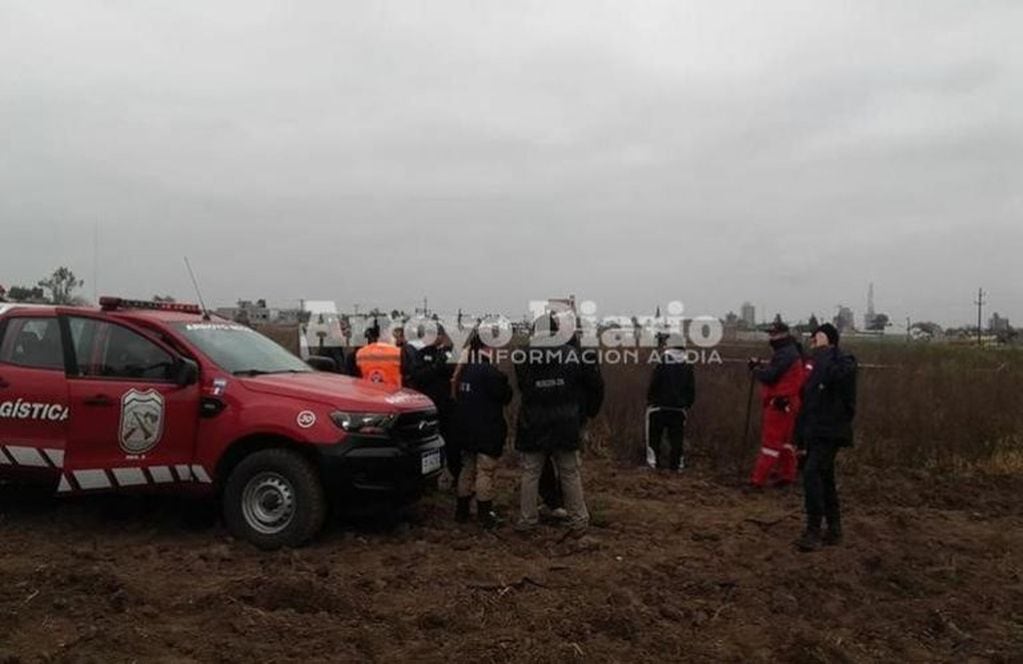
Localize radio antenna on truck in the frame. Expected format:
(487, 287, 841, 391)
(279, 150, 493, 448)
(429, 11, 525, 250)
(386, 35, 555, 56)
(184, 256, 212, 321)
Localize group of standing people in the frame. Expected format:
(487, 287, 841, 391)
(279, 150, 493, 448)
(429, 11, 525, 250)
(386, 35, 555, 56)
(328, 315, 857, 551)
(336, 316, 604, 535)
(446, 320, 604, 535)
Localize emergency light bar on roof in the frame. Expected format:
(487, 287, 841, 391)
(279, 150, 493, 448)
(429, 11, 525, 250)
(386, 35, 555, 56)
(99, 297, 202, 315)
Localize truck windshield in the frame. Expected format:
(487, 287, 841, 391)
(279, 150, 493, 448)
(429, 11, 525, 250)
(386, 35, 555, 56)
(173, 322, 312, 375)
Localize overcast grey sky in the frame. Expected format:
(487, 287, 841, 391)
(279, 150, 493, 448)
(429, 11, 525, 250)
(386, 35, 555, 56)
(2, 1, 1020, 326)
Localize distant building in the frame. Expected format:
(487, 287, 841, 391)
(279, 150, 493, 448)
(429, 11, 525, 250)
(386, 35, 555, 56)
(721, 312, 740, 342)
(989, 312, 1011, 334)
(547, 295, 576, 312)
(215, 299, 271, 325)
(1, 285, 46, 303)
(834, 306, 855, 333)
(740, 302, 756, 328)
(275, 309, 303, 325)
(910, 327, 934, 342)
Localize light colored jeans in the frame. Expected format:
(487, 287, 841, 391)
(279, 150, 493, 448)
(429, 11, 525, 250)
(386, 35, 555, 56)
(458, 452, 499, 502)
(519, 451, 588, 531)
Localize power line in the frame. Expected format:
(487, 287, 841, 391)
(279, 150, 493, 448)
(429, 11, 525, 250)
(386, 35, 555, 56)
(92, 221, 99, 303)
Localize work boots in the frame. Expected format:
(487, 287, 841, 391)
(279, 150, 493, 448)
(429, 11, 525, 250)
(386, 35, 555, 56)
(796, 528, 823, 552)
(823, 528, 843, 546)
(477, 501, 502, 530)
(455, 496, 471, 523)
(823, 517, 843, 546)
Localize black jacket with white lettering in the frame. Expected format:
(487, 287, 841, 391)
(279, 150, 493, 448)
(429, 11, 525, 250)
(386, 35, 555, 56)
(452, 355, 512, 457)
(513, 344, 604, 453)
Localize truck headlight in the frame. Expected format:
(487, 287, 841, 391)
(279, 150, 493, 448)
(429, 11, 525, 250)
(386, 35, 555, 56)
(330, 411, 395, 435)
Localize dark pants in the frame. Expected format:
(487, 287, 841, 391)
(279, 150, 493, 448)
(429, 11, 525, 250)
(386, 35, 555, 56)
(439, 406, 461, 480)
(539, 454, 563, 510)
(803, 441, 841, 532)
(648, 408, 686, 470)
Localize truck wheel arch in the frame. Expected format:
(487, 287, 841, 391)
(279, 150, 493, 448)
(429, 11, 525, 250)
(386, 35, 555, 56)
(214, 434, 320, 493)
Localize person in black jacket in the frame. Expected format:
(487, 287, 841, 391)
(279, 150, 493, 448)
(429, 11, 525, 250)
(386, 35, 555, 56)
(408, 325, 458, 479)
(538, 333, 598, 519)
(795, 322, 857, 552)
(646, 340, 696, 471)
(514, 315, 604, 535)
(452, 335, 513, 528)
(392, 324, 419, 387)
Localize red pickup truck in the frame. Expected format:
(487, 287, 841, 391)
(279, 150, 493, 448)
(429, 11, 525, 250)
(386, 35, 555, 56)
(0, 298, 444, 548)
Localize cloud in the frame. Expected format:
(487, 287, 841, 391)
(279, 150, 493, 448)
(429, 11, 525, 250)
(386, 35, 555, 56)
(1, 0, 1020, 326)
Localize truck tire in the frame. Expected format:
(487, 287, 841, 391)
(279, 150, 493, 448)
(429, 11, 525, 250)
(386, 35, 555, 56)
(222, 448, 327, 550)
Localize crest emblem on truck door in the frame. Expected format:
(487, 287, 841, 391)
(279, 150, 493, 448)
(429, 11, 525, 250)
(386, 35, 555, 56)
(119, 389, 165, 455)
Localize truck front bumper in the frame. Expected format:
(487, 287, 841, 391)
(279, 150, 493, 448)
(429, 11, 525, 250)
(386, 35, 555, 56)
(313, 433, 446, 506)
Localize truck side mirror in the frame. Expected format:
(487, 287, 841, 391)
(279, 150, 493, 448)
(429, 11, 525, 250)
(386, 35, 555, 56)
(306, 355, 337, 372)
(176, 357, 200, 387)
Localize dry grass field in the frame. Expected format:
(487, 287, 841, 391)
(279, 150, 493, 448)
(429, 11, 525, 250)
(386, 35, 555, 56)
(3, 327, 1020, 662)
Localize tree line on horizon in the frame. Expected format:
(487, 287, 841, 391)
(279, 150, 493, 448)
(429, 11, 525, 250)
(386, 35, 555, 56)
(0, 266, 86, 306)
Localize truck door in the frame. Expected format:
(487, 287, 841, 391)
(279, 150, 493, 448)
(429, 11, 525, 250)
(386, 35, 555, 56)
(63, 315, 201, 491)
(0, 314, 69, 489)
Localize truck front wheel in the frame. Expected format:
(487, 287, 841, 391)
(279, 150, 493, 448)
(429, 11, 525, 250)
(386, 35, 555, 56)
(222, 448, 327, 550)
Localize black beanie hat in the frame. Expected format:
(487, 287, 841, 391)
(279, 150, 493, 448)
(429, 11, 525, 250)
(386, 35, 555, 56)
(814, 322, 840, 346)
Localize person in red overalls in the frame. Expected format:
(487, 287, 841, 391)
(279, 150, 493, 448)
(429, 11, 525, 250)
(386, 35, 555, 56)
(748, 321, 807, 488)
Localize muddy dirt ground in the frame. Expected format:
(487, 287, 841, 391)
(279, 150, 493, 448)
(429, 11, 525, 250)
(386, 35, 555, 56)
(1, 460, 1021, 663)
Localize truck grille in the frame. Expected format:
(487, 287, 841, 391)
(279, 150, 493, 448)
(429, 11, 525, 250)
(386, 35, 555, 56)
(391, 410, 440, 443)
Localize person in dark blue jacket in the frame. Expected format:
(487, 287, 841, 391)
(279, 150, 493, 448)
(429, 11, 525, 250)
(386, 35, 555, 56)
(453, 334, 513, 529)
(795, 322, 858, 552)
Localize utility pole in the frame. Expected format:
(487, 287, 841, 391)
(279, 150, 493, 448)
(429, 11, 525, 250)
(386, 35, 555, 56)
(974, 288, 986, 347)
(906, 316, 911, 343)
